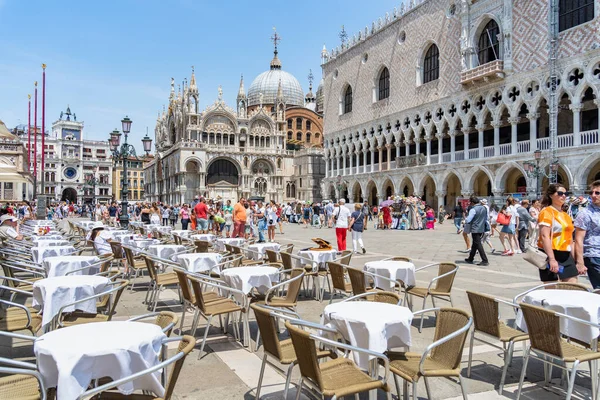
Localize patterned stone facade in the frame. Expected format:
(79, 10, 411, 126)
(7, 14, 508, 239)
(321, 0, 600, 210)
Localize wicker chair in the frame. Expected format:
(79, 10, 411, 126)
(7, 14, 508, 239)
(341, 291, 402, 305)
(516, 303, 600, 400)
(107, 240, 126, 271)
(384, 308, 472, 400)
(259, 268, 304, 310)
(0, 333, 45, 399)
(77, 335, 196, 400)
(127, 311, 179, 337)
(404, 262, 459, 332)
(327, 261, 353, 304)
(251, 304, 335, 399)
(0, 286, 42, 335)
(347, 266, 375, 296)
(195, 240, 211, 253)
(122, 246, 146, 291)
(383, 256, 412, 263)
(143, 256, 180, 312)
(230, 245, 263, 266)
(265, 249, 280, 263)
(285, 320, 392, 400)
(466, 291, 529, 394)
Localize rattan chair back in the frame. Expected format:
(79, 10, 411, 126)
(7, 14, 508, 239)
(123, 246, 136, 267)
(347, 267, 368, 295)
(338, 250, 353, 265)
(286, 321, 324, 390)
(373, 291, 401, 305)
(195, 240, 210, 253)
(188, 275, 209, 313)
(155, 311, 178, 337)
(467, 291, 500, 338)
(106, 280, 128, 318)
(230, 245, 243, 255)
(328, 262, 347, 292)
(390, 256, 411, 262)
(265, 249, 279, 263)
(280, 251, 294, 270)
(173, 235, 182, 245)
(553, 282, 589, 291)
(430, 308, 471, 370)
(174, 269, 194, 304)
(143, 256, 159, 282)
(284, 268, 305, 303)
(251, 304, 284, 360)
(163, 335, 196, 400)
(140, 227, 146, 236)
(434, 263, 457, 293)
(108, 240, 124, 260)
(520, 303, 563, 358)
(224, 243, 234, 253)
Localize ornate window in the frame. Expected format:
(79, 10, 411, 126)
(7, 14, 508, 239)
(306, 120, 311, 130)
(559, 0, 594, 31)
(296, 132, 302, 141)
(343, 85, 353, 114)
(287, 131, 292, 140)
(286, 182, 296, 198)
(478, 20, 500, 65)
(296, 118, 303, 130)
(306, 132, 311, 143)
(423, 44, 440, 83)
(287, 119, 292, 129)
(378, 67, 390, 100)
(254, 177, 267, 196)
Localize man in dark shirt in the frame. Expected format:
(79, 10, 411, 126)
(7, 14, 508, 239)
(108, 202, 118, 226)
(453, 204, 465, 234)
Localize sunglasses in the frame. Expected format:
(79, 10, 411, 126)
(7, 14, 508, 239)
(555, 191, 567, 197)
(592, 191, 600, 196)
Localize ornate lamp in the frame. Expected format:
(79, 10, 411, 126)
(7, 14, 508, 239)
(121, 116, 132, 134)
(109, 129, 121, 151)
(142, 134, 153, 154)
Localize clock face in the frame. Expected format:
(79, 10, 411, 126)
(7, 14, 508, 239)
(64, 167, 77, 180)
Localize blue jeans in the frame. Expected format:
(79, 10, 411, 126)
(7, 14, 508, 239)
(454, 217, 463, 231)
(585, 257, 600, 289)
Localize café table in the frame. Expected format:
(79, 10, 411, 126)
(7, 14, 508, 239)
(43, 255, 100, 278)
(34, 321, 167, 400)
(171, 229, 191, 238)
(147, 244, 187, 261)
(364, 260, 416, 290)
(190, 233, 216, 242)
(215, 237, 245, 252)
(32, 275, 111, 331)
(221, 266, 280, 298)
(31, 245, 77, 264)
(31, 235, 65, 242)
(177, 253, 223, 274)
(33, 240, 71, 248)
(298, 249, 338, 269)
(247, 242, 281, 261)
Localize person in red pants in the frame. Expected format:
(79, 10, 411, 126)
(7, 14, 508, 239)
(333, 199, 352, 251)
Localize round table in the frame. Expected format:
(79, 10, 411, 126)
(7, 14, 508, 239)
(147, 244, 187, 260)
(32, 275, 111, 331)
(221, 266, 280, 295)
(32, 245, 76, 264)
(321, 301, 413, 369)
(516, 289, 600, 344)
(177, 253, 223, 273)
(32, 235, 65, 242)
(298, 249, 338, 269)
(34, 240, 71, 248)
(190, 233, 216, 242)
(35, 321, 166, 400)
(43, 256, 100, 278)
(215, 237, 245, 252)
(171, 230, 191, 238)
(247, 243, 281, 260)
(364, 260, 416, 290)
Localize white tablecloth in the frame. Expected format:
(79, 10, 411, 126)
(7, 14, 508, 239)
(322, 301, 413, 369)
(43, 256, 100, 278)
(516, 289, 600, 344)
(32, 235, 65, 242)
(32, 245, 77, 264)
(35, 321, 166, 400)
(177, 253, 223, 273)
(364, 260, 416, 290)
(215, 237, 245, 251)
(298, 249, 338, 269)
(32, 275, 110, 330)
(171, 230, 191, 238)
(151, 225, 172, 234)
(190, 233, 216, 242)
(147, 244, 187, 260)
(221, 266, 279, 296)
(78, 221, 104, 230)
(34, 240, 71, 248)
(247, 243, 281, 260)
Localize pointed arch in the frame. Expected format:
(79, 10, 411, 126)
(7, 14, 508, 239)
(416, 172, 438, 195)
(494, 161, 527, 192)
(379, 176, 395, 199)
(375, 66, 390, 101)
(464, 165, 495, 193)
(423, 43, 440, 84)
(397, 176, 416, 197)
(340, 84, 353, 115)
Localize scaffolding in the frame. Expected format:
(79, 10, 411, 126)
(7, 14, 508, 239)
(548, 0, 559, 184)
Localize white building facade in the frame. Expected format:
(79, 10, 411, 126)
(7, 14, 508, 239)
(321, 0, 600, 210)
(19, 107, 114, 204)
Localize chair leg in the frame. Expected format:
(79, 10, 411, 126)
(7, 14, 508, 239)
(424, 377, 432, 399)
(412, 381, 417, 400)
(419, 296, 428, 333)
(467, 330, 475, 378)
(283, 362, 294, 399)
(255, 354, 267, 399)
(179, 303, 188, 334)
(565, 361, 580, 400)
(499, 341, 515, 394)
(295, 378, 304, 400)
(393, 374, 401, 399)
(458, 375, 468, 400)
(198, 315, 213, 359)
(190, 310, 201, 337)
(152, 285, 163, 312)
(516, 347, 531, 400)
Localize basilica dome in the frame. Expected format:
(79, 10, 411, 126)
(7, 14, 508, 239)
(247, 50, 304, 107)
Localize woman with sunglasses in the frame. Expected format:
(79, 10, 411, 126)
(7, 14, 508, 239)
(538, 184, 583, 283)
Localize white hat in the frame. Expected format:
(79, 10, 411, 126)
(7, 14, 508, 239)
(339, 199, 346, 204)
(0, 214, 17, 223)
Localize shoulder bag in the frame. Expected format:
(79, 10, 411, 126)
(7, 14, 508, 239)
(496, 212, 510, 226)
(522, 209, 552, 270)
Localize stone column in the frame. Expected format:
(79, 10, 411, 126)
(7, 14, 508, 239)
(386, 144, 392, 170)
(571, 104, 582, 146)
(395, 144, 400, 159)
(426, 137, 432, 165)
(508, 117, 520, 154)
(370, 149, 375, 172)
(476, 124, 484, 159)
(415, 137, 421, 156)
(437, 133, 443, 164)
(463, 128, 470, 160)
(349, 149, 354, 173)
(342, 151, 347, 176)
(492, 121, 500, 156)
(435, 190, 446, 212)
(377, 146, 383, 170)
(377, 194, 384, 206)
(325, 156, 329, 178)
(449, 130, 456, 162)
(363, 150, 368, 174)
(527, 113, 539, 152)
(405, 140, 410, 157)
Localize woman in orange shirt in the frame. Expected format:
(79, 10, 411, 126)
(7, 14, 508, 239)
(190, 208, 197, 231)
(538, 184, 586, 283)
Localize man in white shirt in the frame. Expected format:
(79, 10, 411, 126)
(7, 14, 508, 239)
(333, 199, 352, 251)
(0, 215, 22, 240)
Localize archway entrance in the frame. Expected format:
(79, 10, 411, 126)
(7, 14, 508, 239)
(382, 179, 394, 200)
(586, 160, 600, 188)
(366, 181, 378, 206)
(473, 170, 492, 197)
(445, 173, 462, 208)
(61, 187, 77, 204)
(352, 182, 363, 203)
(185, 160, 201, 204)
(422, 175, 436, 209)
(504, 168, 526, 194)
(399, 178, 414, 198)
(206, 158, 240, 200)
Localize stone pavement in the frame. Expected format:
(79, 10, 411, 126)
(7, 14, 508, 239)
(5, 218, 596, 399)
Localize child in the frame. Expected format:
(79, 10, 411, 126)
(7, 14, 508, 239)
(399, 214, 408, 230)
(224, 209, 233, 237)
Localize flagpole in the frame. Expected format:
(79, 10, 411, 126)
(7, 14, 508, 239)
(27, 94, 31, 172)
(37, 64, 47, 219)
(33, 82, 38, 200)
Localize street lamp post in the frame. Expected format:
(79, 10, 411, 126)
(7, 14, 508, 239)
(523, 149, 559, 198)
(109, 117, 152, 229)
(84, 166, 101, 221)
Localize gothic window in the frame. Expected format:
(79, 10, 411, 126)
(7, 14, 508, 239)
(306, 120, 311, 130)
(344, 85, 353, 114)
(296, 132, 302, 141)
(306, 132, 311, 143)
(478, 20, 500, 65)
(287, 119, 292, 129)
(559, 0, 594, 31)
(296, 118, 303, 130)
(378, 67, 390, 100)
(287, 131, 293, 140)
(423, 44, 440, 83)
(254, 177, 267, 196)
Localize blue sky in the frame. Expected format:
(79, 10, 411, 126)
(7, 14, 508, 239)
(0, 0, 403, 151)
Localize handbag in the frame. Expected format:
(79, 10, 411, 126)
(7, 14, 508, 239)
(523, 246, 548, 270)
(496, 213, 510, 226)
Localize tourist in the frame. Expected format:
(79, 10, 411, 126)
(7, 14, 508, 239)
(255, 201, 267, 243)
(325, 201, 334, 228)
(213, 207, 225, 237)
(284, 202, 293, 223)
(333, 198, 352, 251)
(453, 202, 465, 233)
(162, 205, 171, 226)
(150, 204, 161, 225)
(195, 197, 209, 234)
(574, 180, 600, 288)
(244, 201, 253, 239)
(266, 200, 278, 242)
(190, 208, 197, 231)
(348, 203, 366, 254)
(528, 199, 541, 245)
(538, 184, 583, 283)
(437, 205, 446, 224)
(463, 196, 489, 266)
(516, 200, 534, 253)
(232, 197, 246, 238)
(425, 206, 435, 230)
(223, 208, 233, 237)
(498, 198, 517, 256)
(276, 203, 284, 234)
(312, 202, 322, 228)
(169, 206, 178, 226)
(302, 202, 311, 228)
(180, 204, 190, 230)
(0, 214, 22, 240)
